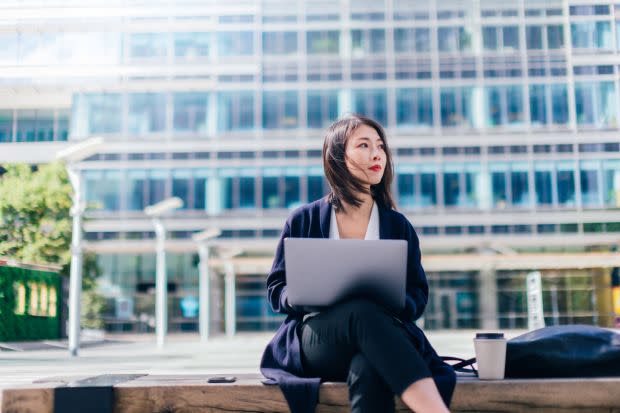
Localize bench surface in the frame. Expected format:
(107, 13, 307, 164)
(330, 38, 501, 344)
(3, 373, 620, 413)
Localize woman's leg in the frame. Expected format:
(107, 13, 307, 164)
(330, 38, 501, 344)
(347, 353, 394, 413)
(300, 298, 449, 412)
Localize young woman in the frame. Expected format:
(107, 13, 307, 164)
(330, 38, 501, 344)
(260, 115, 456, 413)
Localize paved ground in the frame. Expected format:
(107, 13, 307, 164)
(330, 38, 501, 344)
(0, 330, 528, 391)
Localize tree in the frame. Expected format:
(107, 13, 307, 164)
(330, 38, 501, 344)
(0, 162, 103, 328)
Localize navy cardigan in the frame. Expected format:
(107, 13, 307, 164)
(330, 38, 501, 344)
(260, 197, 456, 413)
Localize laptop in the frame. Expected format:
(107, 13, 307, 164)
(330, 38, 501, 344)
(284, 238, 408, 313)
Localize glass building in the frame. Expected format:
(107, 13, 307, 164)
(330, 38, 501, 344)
(1, 0, 620, 332)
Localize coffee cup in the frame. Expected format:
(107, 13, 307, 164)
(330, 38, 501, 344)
(473, 332, 507, 380)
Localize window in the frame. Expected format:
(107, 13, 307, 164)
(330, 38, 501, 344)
(84, 170, 121, 211)
(173, 92, 208, 133)
(580, 161, 601, 206)
(307, 30, 339, 54)
(0, 110, 13, 142)
(174, 32, 210, 59)
(482, 26, 519, 51)
(352, 89, 387, 126)
(71, 93, 121, 136)
(547, 25, 564, 49)
(15, 109, 54, 142)
(484, 85, 524, 127)
(218, 91, 254, 131)
(437, 27, 471, 52)
(526, 26, 543, 50)
(557, 163, 576, 206)
(397, 173, 415, 207)
(394, 28, 430, 53)
(307, 90, 339, 128)
(511, 167, 530, 207)
(239, 176, 256, 209)
(575, 82, 617, 128)
(128, 33, 167, 59)
(262, 31, 297, 55)
(262, 91, 299, 129)
(351, 29, 385, 55)
(534, 165, 553, 205)
(571, 22, 612, 49)
(396, 88, 433, 129)
(172, 170, 191, 210)
(307, 173, 325, 202)
(128, 93, 166, 134)
(218, 32, 253, 56)
(440, 87, 477, 128)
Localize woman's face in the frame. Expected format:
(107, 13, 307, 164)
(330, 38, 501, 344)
(344, 124, 386, 188)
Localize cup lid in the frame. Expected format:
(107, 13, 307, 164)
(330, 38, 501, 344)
(476, 332, 504, 339)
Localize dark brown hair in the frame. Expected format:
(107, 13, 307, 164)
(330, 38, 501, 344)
(323, 114, 395, 212)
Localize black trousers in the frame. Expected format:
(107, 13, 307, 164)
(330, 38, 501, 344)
(299, 298, 432, 413)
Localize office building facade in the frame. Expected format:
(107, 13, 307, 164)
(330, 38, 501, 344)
(1, 0, 620, 333)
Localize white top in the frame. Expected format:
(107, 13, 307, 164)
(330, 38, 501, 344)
(329, 201, 380, 240)
(303, 201, 380, 322)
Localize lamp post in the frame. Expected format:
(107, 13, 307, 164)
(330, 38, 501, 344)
(56, 137, 104, 357)
(192, 228, 221, 343)
(144, 197, 183, 349)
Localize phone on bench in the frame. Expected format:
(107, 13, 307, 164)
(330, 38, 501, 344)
(208, 376, 237, 383)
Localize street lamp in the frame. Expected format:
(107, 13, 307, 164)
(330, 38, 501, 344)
(192, 228, 221, 343)
(144, 197, 183, 349)
(56, 136, 104, 357)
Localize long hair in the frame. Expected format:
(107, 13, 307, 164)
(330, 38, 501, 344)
(322, 114, 395, 213)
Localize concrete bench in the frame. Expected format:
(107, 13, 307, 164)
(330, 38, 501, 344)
(2, 373, 620, 412)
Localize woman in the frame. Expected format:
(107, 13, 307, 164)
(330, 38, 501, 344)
(260, 115, 456, 413)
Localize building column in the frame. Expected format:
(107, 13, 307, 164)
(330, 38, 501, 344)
(224, 261, 236, 337)
(478, 255, 499, 329)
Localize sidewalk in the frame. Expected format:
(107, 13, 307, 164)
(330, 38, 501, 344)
(0, 330, 525, 390)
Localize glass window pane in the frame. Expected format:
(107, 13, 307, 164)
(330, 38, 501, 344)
(535, 170, 553, 205)
(502, 26, 519, 50)
(218, 32, 254, 56)
(172, 172, 190, 210)
(0, 110, 13, 142)
(396, 88, 433, 128)
(174, 32, 210, 59)
(482, 26, 497, 50)
(307, 175, 325, 202)
(129, 33, 167, 59)
(547, 25, 564, 49)
(557, 168, 576, 206)
(218, 91, 254, 131)
(580, 166, 601, 206)
(307, 30, 340, 54)
(263, 31, 297, 55)
(284, 176, 300, 208)
(15, 109, 54, 142)
(529, 85, 547, 126)
(193, 177, 207, 210)
(526, 26, 543, 50)
(352, 89, 387, 125)
(128, 170, 147, 211)
(511, 171, 530, 206)
(492, 172, 507, 208)
(173, 92, 208, 133)
(239, 177, 256, 209)
(263, 91, 299, 129)
(415, 28, 430, 52)
(551, 84, 569, 125)
(307, 90, 339, 128)
(398, 173, 415, 207)
(262, 176, 281, 208)
(420, 173, 437, 206)
(71, 93, 122, 136)
(128, 93, 166, 134)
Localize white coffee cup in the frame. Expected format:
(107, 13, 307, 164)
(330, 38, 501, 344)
(473, 332, 507, 380)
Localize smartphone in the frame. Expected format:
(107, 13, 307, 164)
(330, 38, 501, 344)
(208, 376, 237, 383)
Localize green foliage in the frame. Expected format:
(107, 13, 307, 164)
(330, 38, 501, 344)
(0, 163, 104, 331)
(0, 163, 72, 267)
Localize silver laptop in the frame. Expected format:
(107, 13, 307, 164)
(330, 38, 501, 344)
(284, 238, 408, 313)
